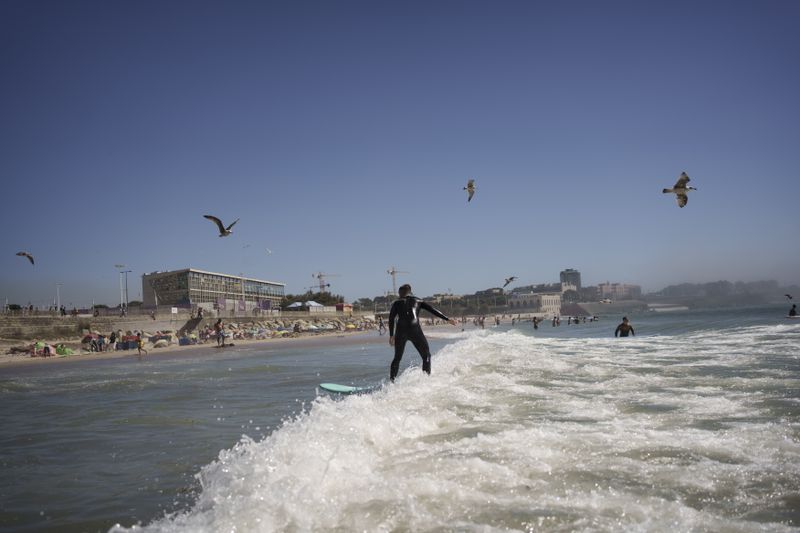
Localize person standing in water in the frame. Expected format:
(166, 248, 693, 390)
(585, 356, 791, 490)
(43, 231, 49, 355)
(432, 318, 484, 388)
(614, 316, 635, 337)
(388, 284, 457, 382)
(790, 304, 797, 317)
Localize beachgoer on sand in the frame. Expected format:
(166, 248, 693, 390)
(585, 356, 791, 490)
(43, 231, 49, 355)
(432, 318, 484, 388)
(214, 319, 225, 346)
(136, 333, 148, 357)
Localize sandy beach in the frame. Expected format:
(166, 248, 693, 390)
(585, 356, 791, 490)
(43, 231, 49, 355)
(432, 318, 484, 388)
(0, 328, 395, 372)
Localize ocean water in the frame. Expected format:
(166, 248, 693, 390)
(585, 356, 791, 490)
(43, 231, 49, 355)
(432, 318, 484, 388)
(1, 306, 799, 532)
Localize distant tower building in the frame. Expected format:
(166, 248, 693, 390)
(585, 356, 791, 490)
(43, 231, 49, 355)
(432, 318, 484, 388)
(560, 268, 581, 290)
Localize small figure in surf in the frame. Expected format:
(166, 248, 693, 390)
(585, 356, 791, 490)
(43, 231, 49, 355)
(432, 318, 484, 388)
(790, 304, 797, 317)
(378, 316, 387, 336)
(614, 317, 635, 337)
(388, 284, 457, 382)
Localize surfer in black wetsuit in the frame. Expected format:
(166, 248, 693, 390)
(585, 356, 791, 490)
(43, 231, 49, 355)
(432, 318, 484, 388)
(790, 304, 797, 317)
(389, 284, 457, 381)
(614, 316, 634, 337)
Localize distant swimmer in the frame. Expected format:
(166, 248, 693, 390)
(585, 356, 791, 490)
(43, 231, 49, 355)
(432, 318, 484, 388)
(503, 276, 517, 288)
(790, 304, 797, 317)
(464, 179, 476, 202)
(388, 283, 458, 382)
(204, 214, 239, 237)
(15, 251, 34, 265)
(662, 171, 697, 208)
(615, 317, 635, 337)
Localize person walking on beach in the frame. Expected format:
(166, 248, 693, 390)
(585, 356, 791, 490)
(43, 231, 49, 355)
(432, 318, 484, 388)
(136, 332, 148, 357)
(214, 318, 225, 346)
(615, 317, 635, 337)
(377, 316, 386, 336)
(388, 284, 457, 382)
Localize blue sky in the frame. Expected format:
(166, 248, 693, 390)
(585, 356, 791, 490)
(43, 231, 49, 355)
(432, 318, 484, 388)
(2, 0, 798, 308)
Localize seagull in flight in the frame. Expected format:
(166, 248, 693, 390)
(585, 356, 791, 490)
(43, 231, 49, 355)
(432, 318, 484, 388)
(464, 179, 476, 202)
(16, 251, 34, 265)
(787, 294, 794, 300)
(503, 276, 517, 288)
(204, 215, 239, 237)
(662, 172, 697, 208)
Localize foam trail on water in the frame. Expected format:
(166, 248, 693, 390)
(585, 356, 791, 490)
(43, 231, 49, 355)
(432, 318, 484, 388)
(113, 325, 800, 532)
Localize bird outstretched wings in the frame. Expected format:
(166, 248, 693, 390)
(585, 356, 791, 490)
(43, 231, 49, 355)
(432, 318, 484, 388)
(662, 172, 695, 208)
(503, 276, 517, 288)
(204, 215, 239, 237)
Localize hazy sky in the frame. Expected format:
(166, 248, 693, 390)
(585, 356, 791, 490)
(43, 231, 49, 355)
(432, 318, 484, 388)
(2, 0, 799, 307)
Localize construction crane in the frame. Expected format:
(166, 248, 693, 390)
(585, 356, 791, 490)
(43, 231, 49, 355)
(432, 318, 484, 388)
(386, 266, 410, 296)
(312, 272, 339, 293)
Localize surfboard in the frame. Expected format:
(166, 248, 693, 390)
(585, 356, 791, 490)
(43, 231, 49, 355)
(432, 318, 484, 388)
(319, 382, 377, 395)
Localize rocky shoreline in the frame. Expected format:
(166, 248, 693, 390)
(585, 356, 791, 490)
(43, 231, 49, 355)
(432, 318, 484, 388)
(0, 314, 379, 361)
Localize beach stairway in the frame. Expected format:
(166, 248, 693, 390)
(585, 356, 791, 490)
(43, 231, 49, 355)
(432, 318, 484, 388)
(177, 316, 203, 337)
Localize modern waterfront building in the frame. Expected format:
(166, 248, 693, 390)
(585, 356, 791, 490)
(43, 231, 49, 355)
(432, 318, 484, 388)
(560, 268, 582, 290)
(142, 268, 285, 312)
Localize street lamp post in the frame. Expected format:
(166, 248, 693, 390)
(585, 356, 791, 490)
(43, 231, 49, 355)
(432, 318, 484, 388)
(123, 270, 131, 308)
(56, 283, 61, 311)
(114, 264, 126, 308)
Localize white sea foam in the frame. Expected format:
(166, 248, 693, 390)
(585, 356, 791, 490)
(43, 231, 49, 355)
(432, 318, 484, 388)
(114, 323, 800, 532)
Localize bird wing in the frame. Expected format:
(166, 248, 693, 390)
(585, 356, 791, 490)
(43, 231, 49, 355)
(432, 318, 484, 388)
(787, 294, 793, 299)
(204, 215, 226, 233)
(16, 252, 34, 264)
(674, 172, 690, 189)
(467, 189, 474, 202)
(225, 218, 240, 231)
(676, 193, 688, 207)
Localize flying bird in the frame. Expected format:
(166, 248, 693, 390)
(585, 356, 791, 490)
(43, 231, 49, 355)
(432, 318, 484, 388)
(787, 294, 793, 300)
(204, 215, 239, 237)
(16, 251, 34, 265)
(503, 276, 517, 288)
(265, 248, 272, 255)
(662, 172, 697, 208)
(464, 179, 476, 202)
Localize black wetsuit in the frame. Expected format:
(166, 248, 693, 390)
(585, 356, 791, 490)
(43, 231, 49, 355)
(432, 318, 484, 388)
(388, 296, 451, 381)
